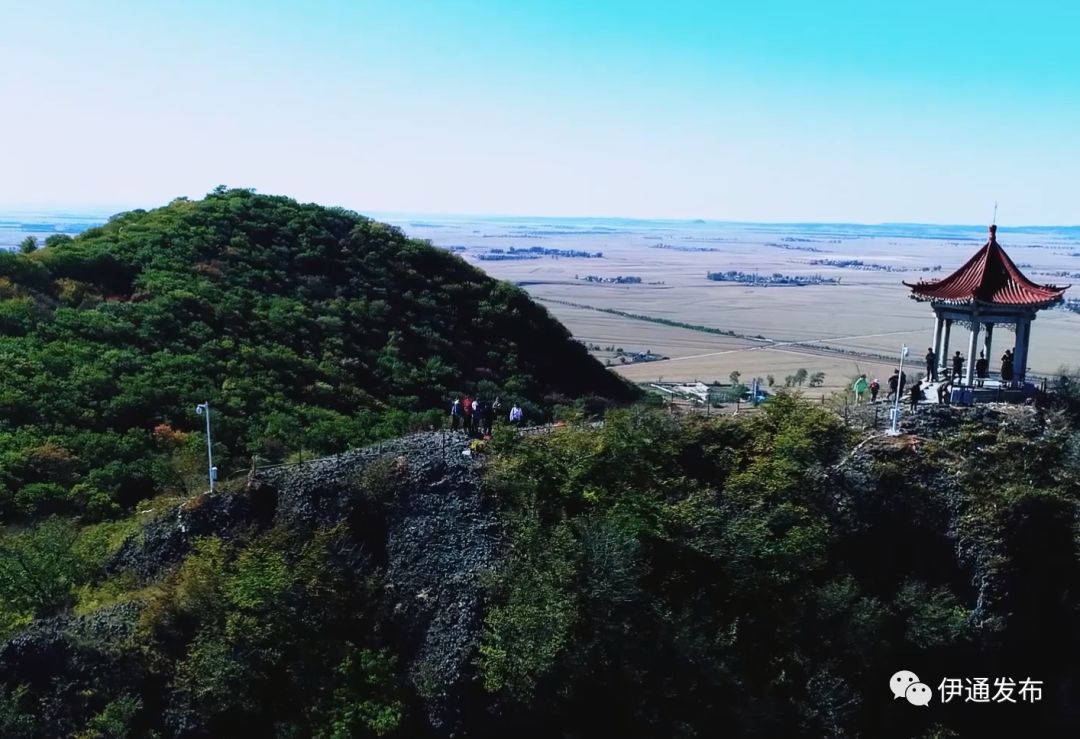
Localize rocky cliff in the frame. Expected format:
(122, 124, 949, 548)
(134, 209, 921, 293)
(2, 431, 502, 736)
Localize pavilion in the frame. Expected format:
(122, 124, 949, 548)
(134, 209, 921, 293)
(904, 225, 1068, 389)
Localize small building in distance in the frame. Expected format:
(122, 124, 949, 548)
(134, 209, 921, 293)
(904, 224, 1068, 389)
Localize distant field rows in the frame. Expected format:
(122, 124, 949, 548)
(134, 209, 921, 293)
(537, 297, 904, 364)
(398, 218, 1080, 384)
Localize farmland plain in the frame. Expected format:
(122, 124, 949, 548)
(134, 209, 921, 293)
(388, 217, 1080, 392)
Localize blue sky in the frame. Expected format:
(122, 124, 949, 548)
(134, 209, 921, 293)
(3, 0, 1079, 223)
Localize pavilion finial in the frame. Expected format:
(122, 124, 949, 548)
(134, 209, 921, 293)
(988, 223, 997, 240)
(992, 200, 998, 226)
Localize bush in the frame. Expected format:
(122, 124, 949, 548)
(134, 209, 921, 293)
(0, 518, 91, 625)
(13, 481, 72, 516)
(0, 686, 34, 739)
(84, 694, 142, 739)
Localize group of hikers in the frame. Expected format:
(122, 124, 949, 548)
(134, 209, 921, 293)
(921, 347, 1015, 386)
(449, 396, 524, 436)
(850, 345, 1022, 410)
(852, 370, 940, 411)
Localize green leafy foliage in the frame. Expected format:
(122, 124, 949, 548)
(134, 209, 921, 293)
(0, 189, 633, 522)
(313, 646, 405, 738)
(82, 693, 142, 739)
(478, 518, 578, 698)
(0, 685, 34, 739)
(0, 519, 85, 626)
(130, 525, 407, 736)
(0, 516, 135, 638)
(477, 397, 1080, 737)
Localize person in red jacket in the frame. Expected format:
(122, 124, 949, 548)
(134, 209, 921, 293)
(461, 395, 473, 433)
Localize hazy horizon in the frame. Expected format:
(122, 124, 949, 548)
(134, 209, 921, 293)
(3, 203, 1079, 232)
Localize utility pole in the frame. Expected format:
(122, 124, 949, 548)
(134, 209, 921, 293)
(195, 402, 217, 492)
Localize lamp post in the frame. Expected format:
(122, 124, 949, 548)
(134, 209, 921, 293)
(195, 402, 216, 492)
(887, 345, 909, 436)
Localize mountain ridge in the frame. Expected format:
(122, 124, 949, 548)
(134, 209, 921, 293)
(0, 187, 634, 522)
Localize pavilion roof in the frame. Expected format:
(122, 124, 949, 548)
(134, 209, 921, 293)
(904, 225, 1068, 308)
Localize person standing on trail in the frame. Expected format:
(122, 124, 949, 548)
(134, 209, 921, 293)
(952, 351, 964, 382)
(909, 379, 921, 412)
(852, 374, 869, 404)
(509, 404, 523, 425)
(887, 370, 899, 402)
(470, 399, 481, 435)
(489, 397, 501, 433)
(869, 378, 880, 403)
(975, 351, 988, 387)
(925, 347, 937, 382)
(450, 399, 462, 431)
(1000, 349, 1014, 386)
(461, 395, 473, 431)
(480, 402, 493, 436)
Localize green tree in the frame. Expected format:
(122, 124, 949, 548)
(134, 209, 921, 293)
(17, 236, 37, 254)
(0, 518, 85, 623)
(0, 686, 34, 739)
(313, 647, 404, 738)
(43, 234, 73, 248)
(83, 694, 142, 739)
(479, 519, 578, 699)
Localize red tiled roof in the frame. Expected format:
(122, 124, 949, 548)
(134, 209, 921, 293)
(904, 225, 1068, 307)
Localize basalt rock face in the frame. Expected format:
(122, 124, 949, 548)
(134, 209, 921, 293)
(829, 402, 1070, 650)
(107, 490, 261, 582)
(6, 431, 503, 736)
(841, 400, 1046, 438)
(254, 430, 504, 733)
(0, 603, 149, 737)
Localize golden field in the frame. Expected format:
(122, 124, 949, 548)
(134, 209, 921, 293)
(395, 219, 1080, 392)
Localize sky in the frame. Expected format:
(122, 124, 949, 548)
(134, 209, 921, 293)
(2, 0, 1079, 224)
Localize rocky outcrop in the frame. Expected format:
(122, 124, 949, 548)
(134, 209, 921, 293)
(829, 401, 1066, 641)
(11, 430, 503, 736)
(0, 603, 146, 736)
(256, 430, 504, 732)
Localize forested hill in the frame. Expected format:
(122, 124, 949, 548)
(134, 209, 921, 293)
(0, 188, 634, 521)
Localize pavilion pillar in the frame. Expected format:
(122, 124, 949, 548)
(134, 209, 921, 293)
(1018, 316, 1033, 383)
(965, 319, 980, 387)
(982, 322, 994, 372)
(1013, 318, 1028, 384)
(931, 313, 944, 367)
(941, 319, 952, 369)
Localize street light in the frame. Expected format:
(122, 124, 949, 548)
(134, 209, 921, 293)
(195, 402, 217, 492)
(887, 345, 909, 436)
